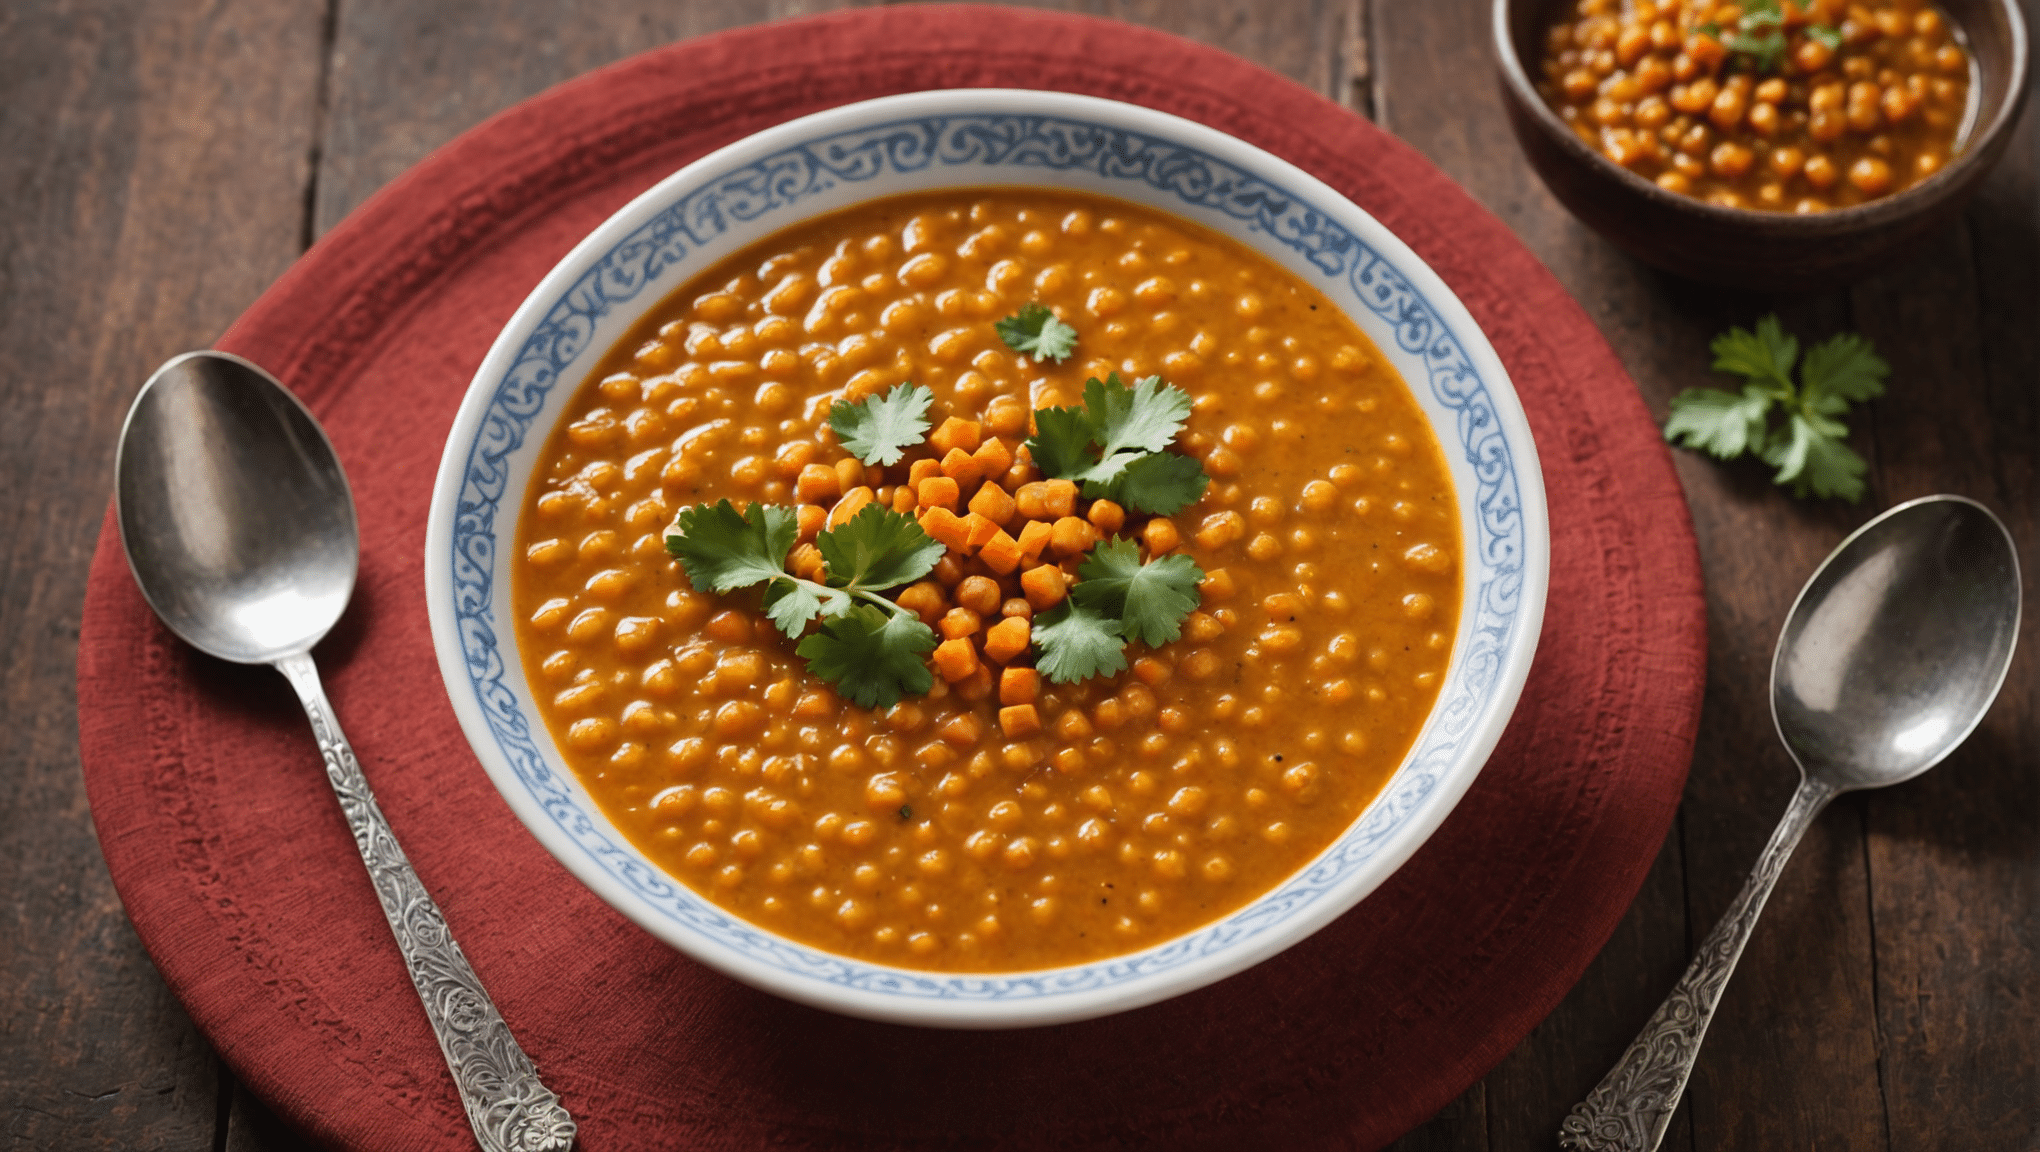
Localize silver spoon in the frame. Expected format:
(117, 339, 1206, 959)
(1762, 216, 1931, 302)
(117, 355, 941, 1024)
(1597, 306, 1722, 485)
(1559, 494, 2021, 1151)
(115, 351, 575, 1152)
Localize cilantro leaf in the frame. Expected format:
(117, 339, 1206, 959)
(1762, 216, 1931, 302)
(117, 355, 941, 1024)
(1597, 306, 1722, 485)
(828, 382, 934, 466)
(1091, 450, 1211, 515)
(1664, 386, 1774, 459)
(664, 500, 797, 594)
(1711, 315, 1798, 392)
(1030, 601, 1130, 684)
(816, 502, 944, 594)
(1799, 332, 1889, 407)
(1666, 315, 1884, 503)
(1027, 405, 1097, 481)
(760, 579, 850, 638)
(1807, 24, 1843, 50)
(1082, 374, 1192, 464)
(995, 302, 1079, 363)
(1069, 539, 1204, 647)
(795, 605, 938, 709)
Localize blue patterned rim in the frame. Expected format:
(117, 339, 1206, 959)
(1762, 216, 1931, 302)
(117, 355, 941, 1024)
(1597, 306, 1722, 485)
(432, 91, 1540, 1022)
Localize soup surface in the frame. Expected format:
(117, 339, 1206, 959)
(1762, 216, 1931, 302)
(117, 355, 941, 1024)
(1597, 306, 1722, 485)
(511, 189, 1461, 971)
(1538, 0, 1971, 212)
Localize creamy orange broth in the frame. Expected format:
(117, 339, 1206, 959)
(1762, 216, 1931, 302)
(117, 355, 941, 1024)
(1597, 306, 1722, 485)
(511, 189, 1460, 971)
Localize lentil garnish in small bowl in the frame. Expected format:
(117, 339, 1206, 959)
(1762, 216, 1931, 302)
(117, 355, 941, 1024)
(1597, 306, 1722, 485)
(1494, 0, 2029, 287)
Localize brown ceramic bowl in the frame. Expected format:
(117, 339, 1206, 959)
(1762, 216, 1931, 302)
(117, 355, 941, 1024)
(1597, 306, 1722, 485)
(1494, 0, 2029, 290)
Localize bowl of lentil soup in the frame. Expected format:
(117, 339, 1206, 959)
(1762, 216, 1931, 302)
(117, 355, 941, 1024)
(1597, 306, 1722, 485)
(425, 90, 1549, 1027)
(1495, 0, 2029, 288)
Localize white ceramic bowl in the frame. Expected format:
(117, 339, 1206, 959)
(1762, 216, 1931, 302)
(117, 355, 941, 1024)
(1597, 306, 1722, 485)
(425, 89, 1549, 1029)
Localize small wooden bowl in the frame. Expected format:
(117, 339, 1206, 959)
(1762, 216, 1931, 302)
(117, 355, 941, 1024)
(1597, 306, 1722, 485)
(1494, 0, 2029, 290)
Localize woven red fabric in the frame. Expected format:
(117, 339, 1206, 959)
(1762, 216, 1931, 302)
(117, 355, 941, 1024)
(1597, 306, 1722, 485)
(76, 8, 1706, 1149)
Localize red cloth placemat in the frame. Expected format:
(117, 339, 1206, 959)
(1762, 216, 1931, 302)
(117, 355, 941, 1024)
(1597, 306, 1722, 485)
(77, 8, 1706, 1149)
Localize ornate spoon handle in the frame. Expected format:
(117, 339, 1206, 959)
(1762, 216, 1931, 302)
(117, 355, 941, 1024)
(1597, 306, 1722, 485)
(277, 652, 575, 1152)
(1558, 775, 1837, 1152)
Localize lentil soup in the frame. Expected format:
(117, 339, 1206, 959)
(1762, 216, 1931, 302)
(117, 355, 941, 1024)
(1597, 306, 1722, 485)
(511, 189, 1461, 971)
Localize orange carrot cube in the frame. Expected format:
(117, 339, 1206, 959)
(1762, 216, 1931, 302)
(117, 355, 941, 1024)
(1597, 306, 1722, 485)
(929, 417, 983, 457)
(795, 503, 828, 543)
(973, 436, 1014, 482)
(828, 486, 875, 528)
(1017, 519, 1054, 564)
(932, 637, 981, 682)
(999, 703, 1043, 738)
(940, 446, 985, 489)
(968, 480, 1017, 526)
(999, 667, 1041, 707)
(979, 528, 1023, 574)
(795, 463, 841, 504)
(918, 475, 961, 512)
(919, 506, 972, 551)
(963, 511, 1000, 550)
(1042, 479, 1078, 518)
(938, 607, 982, 641)
(908, 458, 943, 487)
(983, 616, 1031, 663)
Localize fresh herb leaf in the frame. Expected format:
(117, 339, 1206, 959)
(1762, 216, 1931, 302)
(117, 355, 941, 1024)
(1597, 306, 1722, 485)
(816, 502, 945, 595)
(1664, 315, 1887, 502)
(1095, 450, 1211, 515)
(1068, 539, 1205, 647)
(1027, 404, 1098, 481)
(995, 302, 1079, 363)
(827, 382, 934, 467)
(1082, 373, 1193, 467)
(1807, 24, 1843, 50)
(1030, 600, 1130, 685)
(760, 578, 848, 637)
(795, 605, 937, 710)
(664, 500, 798, 594)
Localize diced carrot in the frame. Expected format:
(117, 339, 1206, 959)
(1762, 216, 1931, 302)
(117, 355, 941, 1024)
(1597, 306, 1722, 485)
(908, 458, 943, 487)
(1014, 482, 1051, 520)
(828, 486, 874, 528)
(1049, 515, 1097, 558)
(999, 667, 1041, 707)
(999, 703, 1043, 738)
(929, 417, 983, 456)
(932, 637, 981, 682)
(918, 475, 961, 512)
(788, 543, 827, 582)
(968, 480, 1017, 526)
(940, 446, 985, 489)
(795, 463, 841, 503)
(1087, 499, 1126, 536)
(983, 616, 1031, 662)
(963, 511, 1000, 550)
(938, 607, 982, 640)
(795, 503, 828, 543)
(979, 528, 1023, 574)
(1020, 564, 1067, 609)
(973, 436, 1014, 482)
(919, 506, 972, 551)
(1017, 519, 1053, 564)
(1042, 479, 1078, 518)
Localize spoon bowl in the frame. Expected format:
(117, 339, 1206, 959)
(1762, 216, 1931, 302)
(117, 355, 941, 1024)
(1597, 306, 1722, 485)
(1563, 494, 2020, 1151)
(1774, 496, 2022, 791)
(115, 351, 357, 662)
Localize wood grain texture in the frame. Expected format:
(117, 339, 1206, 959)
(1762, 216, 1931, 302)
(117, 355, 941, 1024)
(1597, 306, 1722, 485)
(5, 0, 2035, 1149)
(0, 1, 320, 1149)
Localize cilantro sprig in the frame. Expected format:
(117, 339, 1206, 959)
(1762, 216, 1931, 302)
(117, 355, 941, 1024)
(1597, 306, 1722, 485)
(1027, 373, 1211, 514)
(1701, 0, 1842, 73)
(1663, 315, 1888, 502)
(1033, 538, 1205, 683)
(828, 383, 933, 467)
(665, 500, 943, 707)
(996, 302, 1079, 363)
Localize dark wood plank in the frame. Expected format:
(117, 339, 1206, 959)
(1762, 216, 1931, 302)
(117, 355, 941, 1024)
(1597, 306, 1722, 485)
(1847, 13, 2040, 1136)
(0, 0, 324, 1148)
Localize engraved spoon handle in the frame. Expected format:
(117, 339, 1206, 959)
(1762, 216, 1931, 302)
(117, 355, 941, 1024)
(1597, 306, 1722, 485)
(1558, 776, 1837, 1152)
(277, 652, 575, 1152)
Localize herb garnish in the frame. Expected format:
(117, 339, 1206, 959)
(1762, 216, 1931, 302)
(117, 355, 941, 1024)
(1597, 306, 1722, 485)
(1032, 539, 1205, 683)
(1664, 315, 1889, 502)
(828, 382, 934, 467)
(664, 500, 943, 707)
(1703, 1, 1842, 74)
(1027, 373, 1211, 514)
(995, 302, 1079, 363)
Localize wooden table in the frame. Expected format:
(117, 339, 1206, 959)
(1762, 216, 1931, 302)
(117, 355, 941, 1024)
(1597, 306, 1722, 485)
(5, 2, 2034, 1148)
